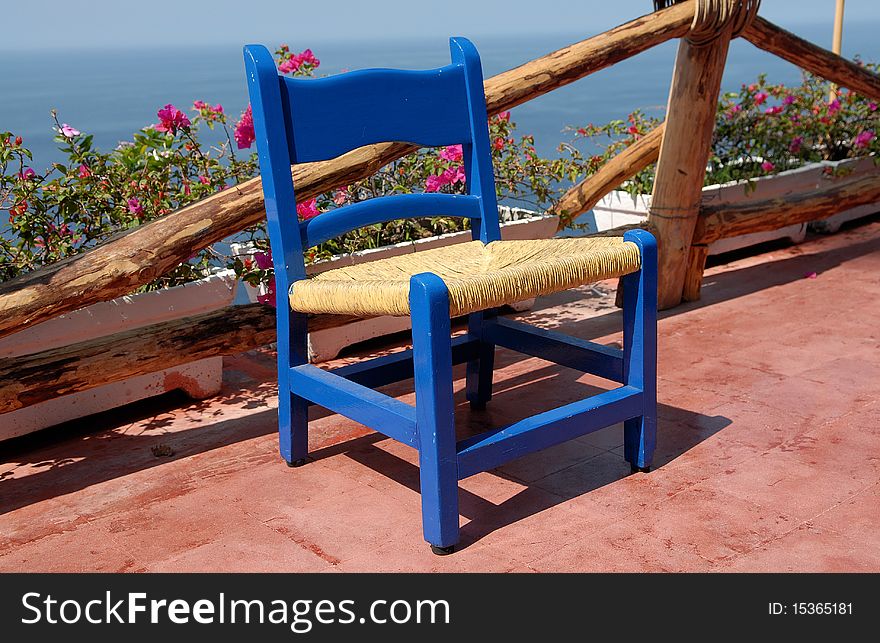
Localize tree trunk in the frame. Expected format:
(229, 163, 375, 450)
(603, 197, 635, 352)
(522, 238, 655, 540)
(648, 32, 732, 309)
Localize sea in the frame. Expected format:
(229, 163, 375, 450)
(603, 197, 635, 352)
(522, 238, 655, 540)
(2, 21, 878, 172)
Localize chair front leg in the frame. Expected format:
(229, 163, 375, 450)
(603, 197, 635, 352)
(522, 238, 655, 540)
(466, 309, 495, 410)
(622, 229, 658, 472)
(279, 308, 310, 467)
(410, 273, 460, 554)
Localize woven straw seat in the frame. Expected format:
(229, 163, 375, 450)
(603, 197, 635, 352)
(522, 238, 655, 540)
(289, 236, 641, 318)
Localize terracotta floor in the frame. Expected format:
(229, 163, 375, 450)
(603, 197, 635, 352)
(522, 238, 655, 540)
(2, 220, 879, 573)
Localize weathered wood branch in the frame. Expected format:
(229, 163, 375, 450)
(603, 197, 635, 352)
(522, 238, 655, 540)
(550, 122, 664, 226)
(0, 304, 273, 414)
(743, 16, 880, 102)
(0, 2, 695, 340)
(0, 304, 364, 414)
(694, 162, 880, 244)
(483, 1, 694, 114)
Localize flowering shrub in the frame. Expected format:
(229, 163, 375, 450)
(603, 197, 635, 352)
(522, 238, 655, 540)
(7, 45, 875, 298)
(2, 43, 597, 294)
(708, 67, 880, 184)
(579, 65, 880, 199)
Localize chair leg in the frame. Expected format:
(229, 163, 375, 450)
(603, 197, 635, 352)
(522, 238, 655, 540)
(279, 310, 310, 467)
(622, 230, 658, 471)
(410, 273, 460, 552)
(466, 310, 495, 410)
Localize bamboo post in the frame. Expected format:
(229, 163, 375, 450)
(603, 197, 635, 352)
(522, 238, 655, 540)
(829, 0, 846, 102)
(648, 29, 733, 309)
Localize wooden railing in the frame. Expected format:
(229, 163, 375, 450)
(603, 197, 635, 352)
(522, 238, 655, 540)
(3, 0, 880, 413)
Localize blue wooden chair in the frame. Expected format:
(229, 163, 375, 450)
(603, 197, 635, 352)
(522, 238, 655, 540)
(244, 38, 657, 554)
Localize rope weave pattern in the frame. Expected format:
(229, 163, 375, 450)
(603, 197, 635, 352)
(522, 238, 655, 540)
(289, 237, 642, 317)
(689, 0, 761, 46)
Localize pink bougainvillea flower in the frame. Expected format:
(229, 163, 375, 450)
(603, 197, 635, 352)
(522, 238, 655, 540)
(493, 137, 506, 151)
(77, 163, 91, 178)
(439, 144, 463, 162)
(424, 174, 445, 192)
(253, 249, 273, 270)
(789, 136, 804, 154)
(278, 58, 297, 74)
(252, 249, 278, 307)
(279, 48, 320, 74)
(127, 197, 144, 215)
(333, 187, 348, 206)
(154, 104, 191, 133)
(19, 167, 36, 181)
(193, 100, 224, 120)
(870, 102, 878, 112)
(296, 198, 320, 220)
(765, 105, 784, 116)
(440, 165, 465, 186)
(783, 94, 796, 106)
(257, 281, 277, 307)
(828, 99, 841, 113)
(761, 161, 775, 173)
(198, 175, 210, 185)
(60, 123, 80, 138)
(753, 92, 768, 106)
(234, 105, 255, 149)
(496, 111, 511, 122)
(854, 129, 875, 148)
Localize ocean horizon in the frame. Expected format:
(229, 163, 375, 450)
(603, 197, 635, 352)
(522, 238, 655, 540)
(2, 20, 879, 172)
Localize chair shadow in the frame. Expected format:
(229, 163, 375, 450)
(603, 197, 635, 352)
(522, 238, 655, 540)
(307, 360, 731, 550)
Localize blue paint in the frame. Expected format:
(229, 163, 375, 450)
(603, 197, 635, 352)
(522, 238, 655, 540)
(281, 66, 471, 163)
(485, 317, 624, 383)
(290, 364, 418, 447)
(245, 38, 658, 551)
(331, 334, 480, 390)
(622, 229, 658, 470)
(300, 193, 482, 249)
(457, 386, 644, 479)
(410, 273, 459, 547)
(466, 310, 496, 409)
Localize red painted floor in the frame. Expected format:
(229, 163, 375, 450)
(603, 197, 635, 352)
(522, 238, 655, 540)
(1, 219, 879, 572)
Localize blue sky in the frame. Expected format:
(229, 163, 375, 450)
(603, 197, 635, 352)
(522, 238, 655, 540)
(4, 0, 879, 51)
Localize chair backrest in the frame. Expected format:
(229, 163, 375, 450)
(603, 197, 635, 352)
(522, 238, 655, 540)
(243, 37, 500, 296)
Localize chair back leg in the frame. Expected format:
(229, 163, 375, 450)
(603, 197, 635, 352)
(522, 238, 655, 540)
(466, 310, 496, 410)
(622, 230, 658, 470)
(410, 273, 460, 549)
